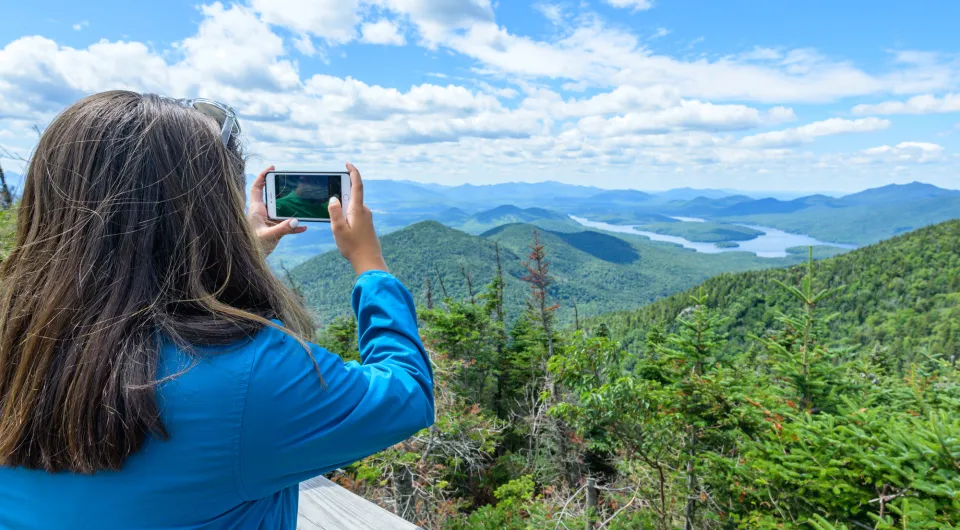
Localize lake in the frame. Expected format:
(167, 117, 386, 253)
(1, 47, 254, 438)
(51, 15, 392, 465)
(570, 216, 857, 258)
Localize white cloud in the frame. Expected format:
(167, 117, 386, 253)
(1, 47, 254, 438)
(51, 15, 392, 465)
(576, 101, 793, 137)
(72, 21, 89, 31)
(535, 3, 565, 26)
(373, 0, 494, 44)
(250, 0, 359, 43)
(303, 75, 504, 118)
(649, 27, 669, 39)
(176, 3, 300, 91)
(740, 118, 890, 148)
(293, 34, 317, 56)
(475, 81, 519, 99)
(605, 0, 654, 10)
(859, 141, 944, 163)
(360, 19, 407, 46)
(852, 93, 960, 115)
(0, 36, 171, 114)
(432, 17, 955, 104)
(2, 0, 959, 190)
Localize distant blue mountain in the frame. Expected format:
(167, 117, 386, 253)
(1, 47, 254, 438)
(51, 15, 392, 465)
(435, 181, 606, 204)
(267, 178, 960, 267)
(664, 195, 754, 216)
(653, 188, 748, 201)
(431, 207, 470, 223)
(471, 205, 567, 223)
(700, 192, 861, 217)
(586, 189, 657, 203)
(839, 182, 960, 205)
(364, 179, 447, 205)
(703, 182, 959, 218)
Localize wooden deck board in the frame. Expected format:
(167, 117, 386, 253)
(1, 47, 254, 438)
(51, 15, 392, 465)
(297, 476, 421, 530)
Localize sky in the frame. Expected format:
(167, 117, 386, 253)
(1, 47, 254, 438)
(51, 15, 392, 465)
(1, 0, 959, 192)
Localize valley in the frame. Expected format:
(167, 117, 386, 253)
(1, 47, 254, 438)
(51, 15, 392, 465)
(288, 220, 809, 324)
(272, 180, 960, 268)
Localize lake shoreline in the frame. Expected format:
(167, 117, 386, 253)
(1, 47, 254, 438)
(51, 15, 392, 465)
(571, 215, 857, 258)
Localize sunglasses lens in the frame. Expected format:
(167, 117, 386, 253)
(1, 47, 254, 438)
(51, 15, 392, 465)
(191, 99, 241, 142)
(193, 101, 227, 126)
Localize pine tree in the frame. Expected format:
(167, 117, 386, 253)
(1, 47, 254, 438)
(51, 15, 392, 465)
(480, 243, 510, 419)
(760, 247, 846, 413)
(522, 229, 557, 361)
(649, 290, 730, 530)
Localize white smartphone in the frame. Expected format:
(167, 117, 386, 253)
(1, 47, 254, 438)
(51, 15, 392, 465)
(265, 171, 351, 223)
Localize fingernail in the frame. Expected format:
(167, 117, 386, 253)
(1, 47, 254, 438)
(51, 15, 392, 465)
(330, 196, 339, 205)
(289, 219, 300, 229)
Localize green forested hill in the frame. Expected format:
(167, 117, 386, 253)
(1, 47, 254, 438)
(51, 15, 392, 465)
(593, 219, 960, 359)
(291, 221, 529, 323)
(291, 220, 807, 324)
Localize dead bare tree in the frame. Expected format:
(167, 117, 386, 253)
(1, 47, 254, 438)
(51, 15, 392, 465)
(424, 274, 434, 309)
(277, 262, 305, 301)
(573, 300, 581, 332)
(433, 264, 448, 298)
(460, 264, 475, 304)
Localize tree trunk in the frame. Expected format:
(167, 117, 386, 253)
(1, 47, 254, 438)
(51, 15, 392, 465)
(684, 428, 697, 530)
(425, 274, 433, 309)
(585, 476, 597, 530)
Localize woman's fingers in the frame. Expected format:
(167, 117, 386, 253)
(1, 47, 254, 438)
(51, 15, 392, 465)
(329, 196, 347, 231)
(260, 218, 306, 242)
(346, 162, 363, 207)
(250, 165, 274, 207)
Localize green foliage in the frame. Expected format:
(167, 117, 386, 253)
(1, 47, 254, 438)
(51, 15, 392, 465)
(494, 476, 536, 507)
(759, 251, 849, 412)
(334, 220, 960, 530)
(316, 316, 360, 362)
(0, 205, 17, 263)
(787, 245, 851, 259)
(291, 220, 808, 326)
(594, 220, 960, 364)
(421, 299, 501, 408)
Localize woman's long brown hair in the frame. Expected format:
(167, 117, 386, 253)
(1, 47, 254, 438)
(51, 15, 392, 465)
(0, 91, 315, 473)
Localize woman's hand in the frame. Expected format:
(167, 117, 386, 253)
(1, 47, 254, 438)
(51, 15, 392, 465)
(329, 163, 388, 276)
(249, 165, 308, 257)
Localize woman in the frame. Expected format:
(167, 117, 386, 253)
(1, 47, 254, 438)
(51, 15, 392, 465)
(0, 91, 434, 529)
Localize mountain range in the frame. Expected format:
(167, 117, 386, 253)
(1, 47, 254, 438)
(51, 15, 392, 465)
(271, 180, 960, 269)
(289, 220, 818, 324)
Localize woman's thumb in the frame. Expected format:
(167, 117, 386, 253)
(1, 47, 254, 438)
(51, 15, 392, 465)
(329, 196, 346, 230)
(261, 218, 300, 240)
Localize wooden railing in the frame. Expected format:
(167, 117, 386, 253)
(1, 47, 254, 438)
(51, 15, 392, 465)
(297, 476, 421, 530)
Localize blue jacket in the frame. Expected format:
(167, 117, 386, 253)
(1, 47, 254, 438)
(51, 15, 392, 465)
(0, 271, 435, 529)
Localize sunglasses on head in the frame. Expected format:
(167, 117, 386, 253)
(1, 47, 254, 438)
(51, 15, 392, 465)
(180, 98, 241, 147)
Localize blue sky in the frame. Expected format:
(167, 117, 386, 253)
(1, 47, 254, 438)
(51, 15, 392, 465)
(1, 0, 959, 192)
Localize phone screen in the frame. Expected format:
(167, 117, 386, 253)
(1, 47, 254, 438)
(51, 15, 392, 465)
(274, 173, 342, 220)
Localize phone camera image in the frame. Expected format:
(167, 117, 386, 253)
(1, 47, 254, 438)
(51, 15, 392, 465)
(274, 174, 342, 220)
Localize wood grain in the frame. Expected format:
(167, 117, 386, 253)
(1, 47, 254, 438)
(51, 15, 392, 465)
(297, 476, 421, 530)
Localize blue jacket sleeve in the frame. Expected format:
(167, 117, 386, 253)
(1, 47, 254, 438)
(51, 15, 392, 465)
(236, 271, 435, 501)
